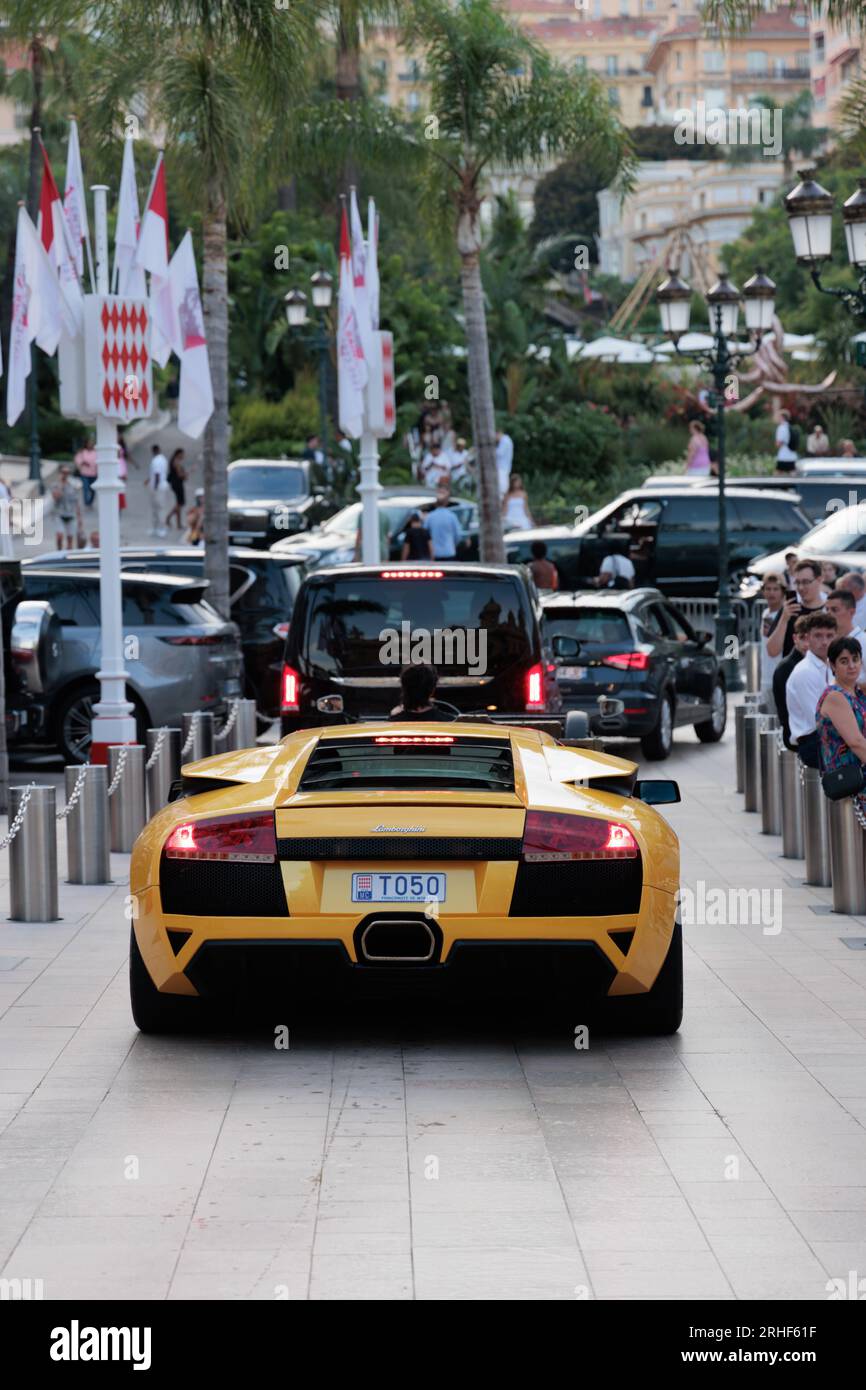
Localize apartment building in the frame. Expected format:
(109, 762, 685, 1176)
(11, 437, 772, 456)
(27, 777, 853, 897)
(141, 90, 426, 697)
(809, 6, 864, 125)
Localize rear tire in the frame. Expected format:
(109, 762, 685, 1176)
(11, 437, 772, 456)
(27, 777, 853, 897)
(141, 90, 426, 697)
(602, 918, 683, 1035)
(640, 693, 674, 761)
(695, 679, 727, 743)
(129, 926, 215, 1034)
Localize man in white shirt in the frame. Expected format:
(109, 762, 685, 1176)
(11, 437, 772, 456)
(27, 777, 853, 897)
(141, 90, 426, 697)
(826, 589, 866, 674)
(838, 570, 866, 630)
(148, 445, 169, 537)
(596, 542, 635, 589)
(759, 573, 786, 701)
(774, 409, 798, 475)
(495, 429, 514, 496)
(785, 610, 837, 767)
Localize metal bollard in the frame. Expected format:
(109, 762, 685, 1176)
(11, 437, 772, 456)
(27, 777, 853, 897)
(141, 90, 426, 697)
(735, 705, 747, 793)
(109, 744, 147, 853)
(759, 729, 782, 835)
(828, 797, 866, 915)
(780, 750, 805, 859)
(743, 712, 763, 813)
(65, 765, 110, 884)
(744, 642, 761, 694)
(8, 786, 58, 921)
(801, 764, 831, 887)
(230, 698, 257, 752)
(146, 728, 182, 819)
(182, 711, 214, 762)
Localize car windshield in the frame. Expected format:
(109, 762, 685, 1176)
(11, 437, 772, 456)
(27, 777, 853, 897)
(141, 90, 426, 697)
(320, 502, 414, 535)
(543, 609, 631, 645)
(228, 466, 306, 501)
(305, 575, 531, 677)
(800, 506, 866, 553)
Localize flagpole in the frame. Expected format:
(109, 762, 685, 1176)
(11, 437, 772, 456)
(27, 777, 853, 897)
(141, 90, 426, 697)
(69, 116, 96, 292)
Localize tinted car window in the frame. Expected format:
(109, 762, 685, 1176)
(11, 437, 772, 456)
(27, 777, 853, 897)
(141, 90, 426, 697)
(636, 603, 665, 639)
(543, 609, 631, 644)
(228, 466, 306, 501)
(662, 495, 718, 530)
(604, 498, 663, 531)
(232, 562, 300, 615)
(23, 577, 97, 626)
(121, 585, 189, 627)
(304, 576, 531, 677)
(659, 605, 693, 642)
(735, 497, 804, 532)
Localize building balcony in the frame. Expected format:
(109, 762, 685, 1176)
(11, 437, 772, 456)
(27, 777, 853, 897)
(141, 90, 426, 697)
(730, 67, 811, 82)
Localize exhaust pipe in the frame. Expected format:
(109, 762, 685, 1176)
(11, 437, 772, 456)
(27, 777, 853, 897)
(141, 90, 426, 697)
(359, 919, 437, 963)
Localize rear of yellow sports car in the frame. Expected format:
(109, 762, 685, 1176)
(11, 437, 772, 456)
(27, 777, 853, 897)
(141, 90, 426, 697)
(129, 723, 681, 1032)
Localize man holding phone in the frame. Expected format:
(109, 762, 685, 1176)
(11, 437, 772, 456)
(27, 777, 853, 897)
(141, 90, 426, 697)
(765, 559, 826, 660)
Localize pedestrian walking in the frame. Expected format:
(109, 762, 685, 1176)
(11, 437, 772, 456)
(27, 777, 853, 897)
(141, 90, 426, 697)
(426, 487, 463, 560)
(185, 488, 204, 546)
(401, 512, 433, 562)
(684, 420, 711, 475)
(502, 474, 533, 531)
(148, 443, 169, 537)
(495, 428, 514, 496)
(51, 465, 83, 551)
(774, 409, 799, 474)
(166, 448, 187, 530)
(74, 436, 98, 506)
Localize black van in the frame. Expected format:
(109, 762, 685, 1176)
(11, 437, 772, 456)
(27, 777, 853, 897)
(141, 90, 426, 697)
(280, 562, 558, 733)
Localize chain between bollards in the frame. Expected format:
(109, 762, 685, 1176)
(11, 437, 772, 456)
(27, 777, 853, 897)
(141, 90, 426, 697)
(107, 745, 129, 798)
(0, 782, 36, 850)
(56, 763, 90, 820)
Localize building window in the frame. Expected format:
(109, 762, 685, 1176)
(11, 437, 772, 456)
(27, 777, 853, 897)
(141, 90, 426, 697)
(675, 52, 683, 71)
(704, 50, 724, 73)
(759, 188, 774, 205)
(607, 55, 618, 75)
(574, 55, 587, 71)
(644, 0, 655, 9)
(608, 86, 620, 105)
(747, 51, 768, 74)
(620, 0, 629, 13)
(642, 84, 653, 106)
(407, 90, 420, 112)
(814, 32, 825, 61)
(796, 50, 810, 70)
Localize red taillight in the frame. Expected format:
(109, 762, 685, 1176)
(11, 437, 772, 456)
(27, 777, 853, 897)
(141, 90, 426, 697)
(281, 663, 299, 711)
(272, 621, 290, 640)
(374, 735, 455, 744)
(521, 811, 638, 862)
(165, 812, 277, 863)
(603, 651, 650, 671)
(380, 569, 444, 580)
(526, 662, 544, 711)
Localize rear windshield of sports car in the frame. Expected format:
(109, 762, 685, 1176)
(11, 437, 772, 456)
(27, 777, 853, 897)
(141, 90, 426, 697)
(303, 575, 532, 677)
(299, 735, 515, 792)
(543, 609, 631, 645)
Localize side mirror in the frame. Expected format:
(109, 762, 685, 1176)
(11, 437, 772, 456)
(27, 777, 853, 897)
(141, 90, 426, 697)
(634, 779, 681, 805)
(552, 633, 581, 661)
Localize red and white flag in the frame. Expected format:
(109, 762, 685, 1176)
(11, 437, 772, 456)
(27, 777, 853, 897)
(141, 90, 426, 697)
(114, 135, 147, 299)
(168, 231, 214, 439)
(63, 118, 89, 280)
(134, 152, 176, 365)
(337, 203, 367, 440)
(367, 197, 380, 332)
(37, 141, 82, 336)
(349, 187, 374, 361)
(7, 205, 64, 425)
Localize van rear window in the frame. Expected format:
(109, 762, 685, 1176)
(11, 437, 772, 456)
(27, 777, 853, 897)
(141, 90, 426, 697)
(304, 576, 531, 677)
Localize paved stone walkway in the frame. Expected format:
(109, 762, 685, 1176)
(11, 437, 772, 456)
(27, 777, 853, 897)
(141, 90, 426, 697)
(1, 716, 865, 1300)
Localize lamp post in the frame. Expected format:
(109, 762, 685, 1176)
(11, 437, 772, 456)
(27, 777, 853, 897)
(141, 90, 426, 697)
(284, 270, 333, 472)
(657, 266, 776, 690)
(783, 168, 866, 328)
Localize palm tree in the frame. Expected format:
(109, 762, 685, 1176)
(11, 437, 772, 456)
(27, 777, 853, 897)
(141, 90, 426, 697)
(81, 0, 321, 618)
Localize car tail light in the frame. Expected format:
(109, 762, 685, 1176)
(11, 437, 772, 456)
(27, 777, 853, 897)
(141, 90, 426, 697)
(272, 621, 290, 640)
(281, 663, 299, 712)
(526, 662, 544, 711)
(603, 651, 650, 671)
(380, 570, 444, 580)
(374, 735, 455, 744)
(165, 812, 277, 863)
(521, 810, 638, 862)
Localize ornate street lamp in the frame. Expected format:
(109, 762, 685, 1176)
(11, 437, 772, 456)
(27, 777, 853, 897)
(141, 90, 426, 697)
(656, 264, 776, 690)
(285, 272, 334, 479)
(284, 288, 309, 328)
(784, 168, 866, 319)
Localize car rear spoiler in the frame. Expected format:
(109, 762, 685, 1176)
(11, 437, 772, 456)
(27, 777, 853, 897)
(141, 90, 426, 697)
(453, 712, 602, 748)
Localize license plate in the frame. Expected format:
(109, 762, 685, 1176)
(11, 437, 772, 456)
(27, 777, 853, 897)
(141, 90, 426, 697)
(352, 871, 447, 904)
(559, 666, 587, 680)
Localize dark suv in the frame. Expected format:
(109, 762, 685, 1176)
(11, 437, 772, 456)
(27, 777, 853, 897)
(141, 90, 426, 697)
(506, 485, 812, 596)
(280, 562, 558, 733)
(541, 588, 726, 760)
(227, 459, 334, 548)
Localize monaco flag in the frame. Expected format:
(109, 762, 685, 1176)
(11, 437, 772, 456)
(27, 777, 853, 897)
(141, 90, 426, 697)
(37, 141, 82, 336)
(114, 135, 147, 299)
(63, 118, 89, 279)
(168, 231, 214, 439)
(337, 203, 367, 440)
(133, 152, 177, 366)
(7, 205, 64, 425)
(367, 197, 380, 333)
(349, 187, 374, 362)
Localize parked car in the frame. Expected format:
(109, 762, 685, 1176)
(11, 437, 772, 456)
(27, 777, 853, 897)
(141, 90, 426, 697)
(272, 492, 480, 569)
(280, 561, 557, 733)
(541, 588, 726, 760)
(227, 459, 334, 548)
(668, 473, 866, 527)
(24, 547, 307, 723)
(506, 485, 812, 596)
(19, 569, 243, 762)
(796, 458, 866, 477)
(742, 500, 866, 591)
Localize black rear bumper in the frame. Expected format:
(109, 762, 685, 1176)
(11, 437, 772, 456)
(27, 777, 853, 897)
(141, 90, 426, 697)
(184, 937, 617, 1003)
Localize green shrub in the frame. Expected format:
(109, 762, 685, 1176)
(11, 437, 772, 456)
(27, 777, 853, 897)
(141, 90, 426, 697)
(230, 379, 320, 457)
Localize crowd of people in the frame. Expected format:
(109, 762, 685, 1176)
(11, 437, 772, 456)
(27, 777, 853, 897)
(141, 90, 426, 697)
(682, 413, 862, 478)
(760, 555, 866, 803)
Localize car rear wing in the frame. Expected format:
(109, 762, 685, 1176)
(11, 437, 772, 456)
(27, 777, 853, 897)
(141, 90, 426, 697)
(453, 712, 602, 749)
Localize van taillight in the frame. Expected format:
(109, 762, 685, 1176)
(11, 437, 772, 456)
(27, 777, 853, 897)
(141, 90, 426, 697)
(281, 664, 299, 711)
(526, 663, 544, 711)
(165, 812, 277, 863)
(521, 811, 638, 862)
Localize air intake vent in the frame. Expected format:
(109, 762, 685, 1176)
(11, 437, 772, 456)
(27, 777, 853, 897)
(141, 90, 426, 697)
(298, 736, 515, 793)
(166, 929, 192, 956)
(608, 928, 636, 957)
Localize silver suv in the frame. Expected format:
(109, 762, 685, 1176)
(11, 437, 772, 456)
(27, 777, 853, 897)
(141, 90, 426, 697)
(20, 569, 243, 762)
